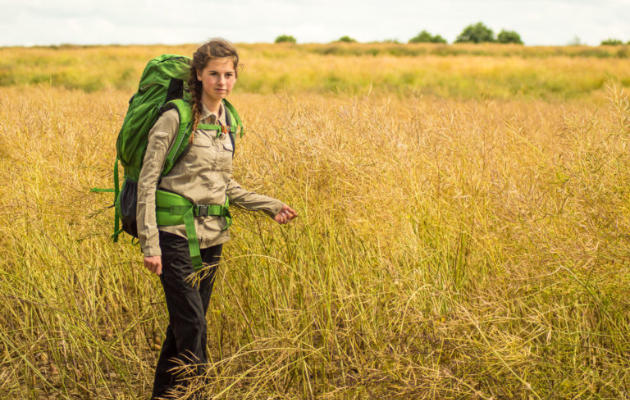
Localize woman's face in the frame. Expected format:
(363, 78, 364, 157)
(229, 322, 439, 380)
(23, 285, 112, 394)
(196, 57, 237, 106)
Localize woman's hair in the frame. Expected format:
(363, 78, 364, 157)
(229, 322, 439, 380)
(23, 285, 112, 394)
(187, 38, 239, 138)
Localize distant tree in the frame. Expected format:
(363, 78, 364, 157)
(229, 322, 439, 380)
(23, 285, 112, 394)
(409, 30, 447, 44)
(497, 30, 523, 44)
(432, 34, 447, 44)
(337, 36, 357, 43)
(568, 36, 582, 46)
(409, 30, 433, 43)
(600, 38, 623, 46)
(275, 35, 297, 44)
(455, 22, 495, 43)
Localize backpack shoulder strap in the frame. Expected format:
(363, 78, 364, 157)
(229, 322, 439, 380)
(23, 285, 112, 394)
(161, 99, 193, 176)
(223, 99, 244, 138)
(222, 99, 243, 158)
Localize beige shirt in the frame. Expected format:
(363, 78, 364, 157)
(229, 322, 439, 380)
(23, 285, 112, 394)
(137, 103, 284, 257)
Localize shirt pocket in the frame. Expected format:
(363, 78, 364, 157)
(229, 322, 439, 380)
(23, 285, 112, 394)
(181, 131, 216, 168)
(218, 141, 234, 172)
(191, 131, 213, 147)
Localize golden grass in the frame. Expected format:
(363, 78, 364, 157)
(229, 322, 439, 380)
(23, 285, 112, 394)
(0, 45, 630, 398)
(1, 44, 629, 99)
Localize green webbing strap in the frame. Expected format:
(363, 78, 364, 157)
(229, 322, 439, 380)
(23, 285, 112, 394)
(223, 197, 233, 229)
(155, 191, 202, 270)
(89, 159, 121, 241)
(223, 99, 244, 138)
(162, 99, 193, 176)
(196, 124, 222, 130)
(112, 157, 122, 242)
(155, 190, 231, 271)
(182, 206, 203, 270)
(196, 99, 243, 138)
(197, 123, 224, 138)
(196, 124, 239, 138)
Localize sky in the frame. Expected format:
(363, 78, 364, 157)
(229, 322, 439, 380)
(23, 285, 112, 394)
(1, 0, 629, 47)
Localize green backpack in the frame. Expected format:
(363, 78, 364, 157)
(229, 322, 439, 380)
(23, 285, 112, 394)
(95, 54, 244, 269)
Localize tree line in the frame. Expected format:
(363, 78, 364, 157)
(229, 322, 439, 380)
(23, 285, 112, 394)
(275, 22, 630, 46)
(275, 22, 522, 45)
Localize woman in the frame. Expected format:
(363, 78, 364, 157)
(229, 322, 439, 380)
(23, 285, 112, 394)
(136, 38, 297, 399)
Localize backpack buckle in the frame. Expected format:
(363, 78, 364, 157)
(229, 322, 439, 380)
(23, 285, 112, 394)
(194, 205, 209, 217)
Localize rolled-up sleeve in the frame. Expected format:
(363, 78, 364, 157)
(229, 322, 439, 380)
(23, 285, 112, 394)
(137, 110, 179, 257)
(226, 179, 284, 219)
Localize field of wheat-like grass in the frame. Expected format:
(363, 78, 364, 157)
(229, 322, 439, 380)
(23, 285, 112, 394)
(1, 44, 630, 399)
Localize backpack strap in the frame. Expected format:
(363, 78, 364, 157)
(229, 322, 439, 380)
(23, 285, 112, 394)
(223, 99, 244, 138)
(155, 189, 231, 271)
(160, 99, 194, 176)
(194, 99, 243, 157)
(152, 99, 241, 270)
(90, 157, 122, 242)
(196, 100, 244, 136)
(224, 107, 236, 155)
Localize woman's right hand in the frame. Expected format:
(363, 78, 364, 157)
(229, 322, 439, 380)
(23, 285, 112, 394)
(144, 256, 163, 276)
(274, 204, 298, 224)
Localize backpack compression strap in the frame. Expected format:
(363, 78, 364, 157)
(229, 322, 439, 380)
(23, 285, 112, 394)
(90, 157, 123, 242)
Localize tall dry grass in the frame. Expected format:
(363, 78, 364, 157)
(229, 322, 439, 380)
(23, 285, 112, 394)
(2, 44, 629, 99)
(0, 46, 630, 399)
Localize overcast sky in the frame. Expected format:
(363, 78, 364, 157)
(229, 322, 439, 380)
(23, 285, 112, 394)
(1, 0, 629, 47)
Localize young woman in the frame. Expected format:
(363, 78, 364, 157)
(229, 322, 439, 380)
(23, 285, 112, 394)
(136, 38, 297, 399)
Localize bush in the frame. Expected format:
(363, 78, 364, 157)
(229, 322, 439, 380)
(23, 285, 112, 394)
(409, 30, 447, 44)
(455, 22, 495, 43)
(601, 38, 623, 46)
(497, 30, 523, 44)
(431, 35, 447, 44)
(275, 35, 297, 44)
(337, 36, 357, 43)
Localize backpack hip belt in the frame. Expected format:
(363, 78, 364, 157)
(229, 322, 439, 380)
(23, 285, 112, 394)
(155, 189, 231, 270)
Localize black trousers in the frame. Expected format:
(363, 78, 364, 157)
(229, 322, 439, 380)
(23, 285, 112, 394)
(152, 231, 223, 400)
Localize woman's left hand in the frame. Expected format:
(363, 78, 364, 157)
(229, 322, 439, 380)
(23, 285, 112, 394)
(274, 205, 298, 224)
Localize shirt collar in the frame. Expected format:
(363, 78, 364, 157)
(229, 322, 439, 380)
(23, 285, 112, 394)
(200, 102, 225, 125)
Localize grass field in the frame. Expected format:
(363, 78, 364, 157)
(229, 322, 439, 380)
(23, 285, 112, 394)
(1, 43, 630, 399)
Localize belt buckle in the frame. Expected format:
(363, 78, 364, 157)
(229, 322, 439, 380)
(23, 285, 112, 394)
(197, 205, 208, 217)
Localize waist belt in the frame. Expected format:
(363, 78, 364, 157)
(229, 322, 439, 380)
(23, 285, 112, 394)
(155, 189, 231, 270)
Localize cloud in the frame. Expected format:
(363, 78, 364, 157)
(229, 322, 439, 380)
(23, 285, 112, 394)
(0, 0, 628, 46)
